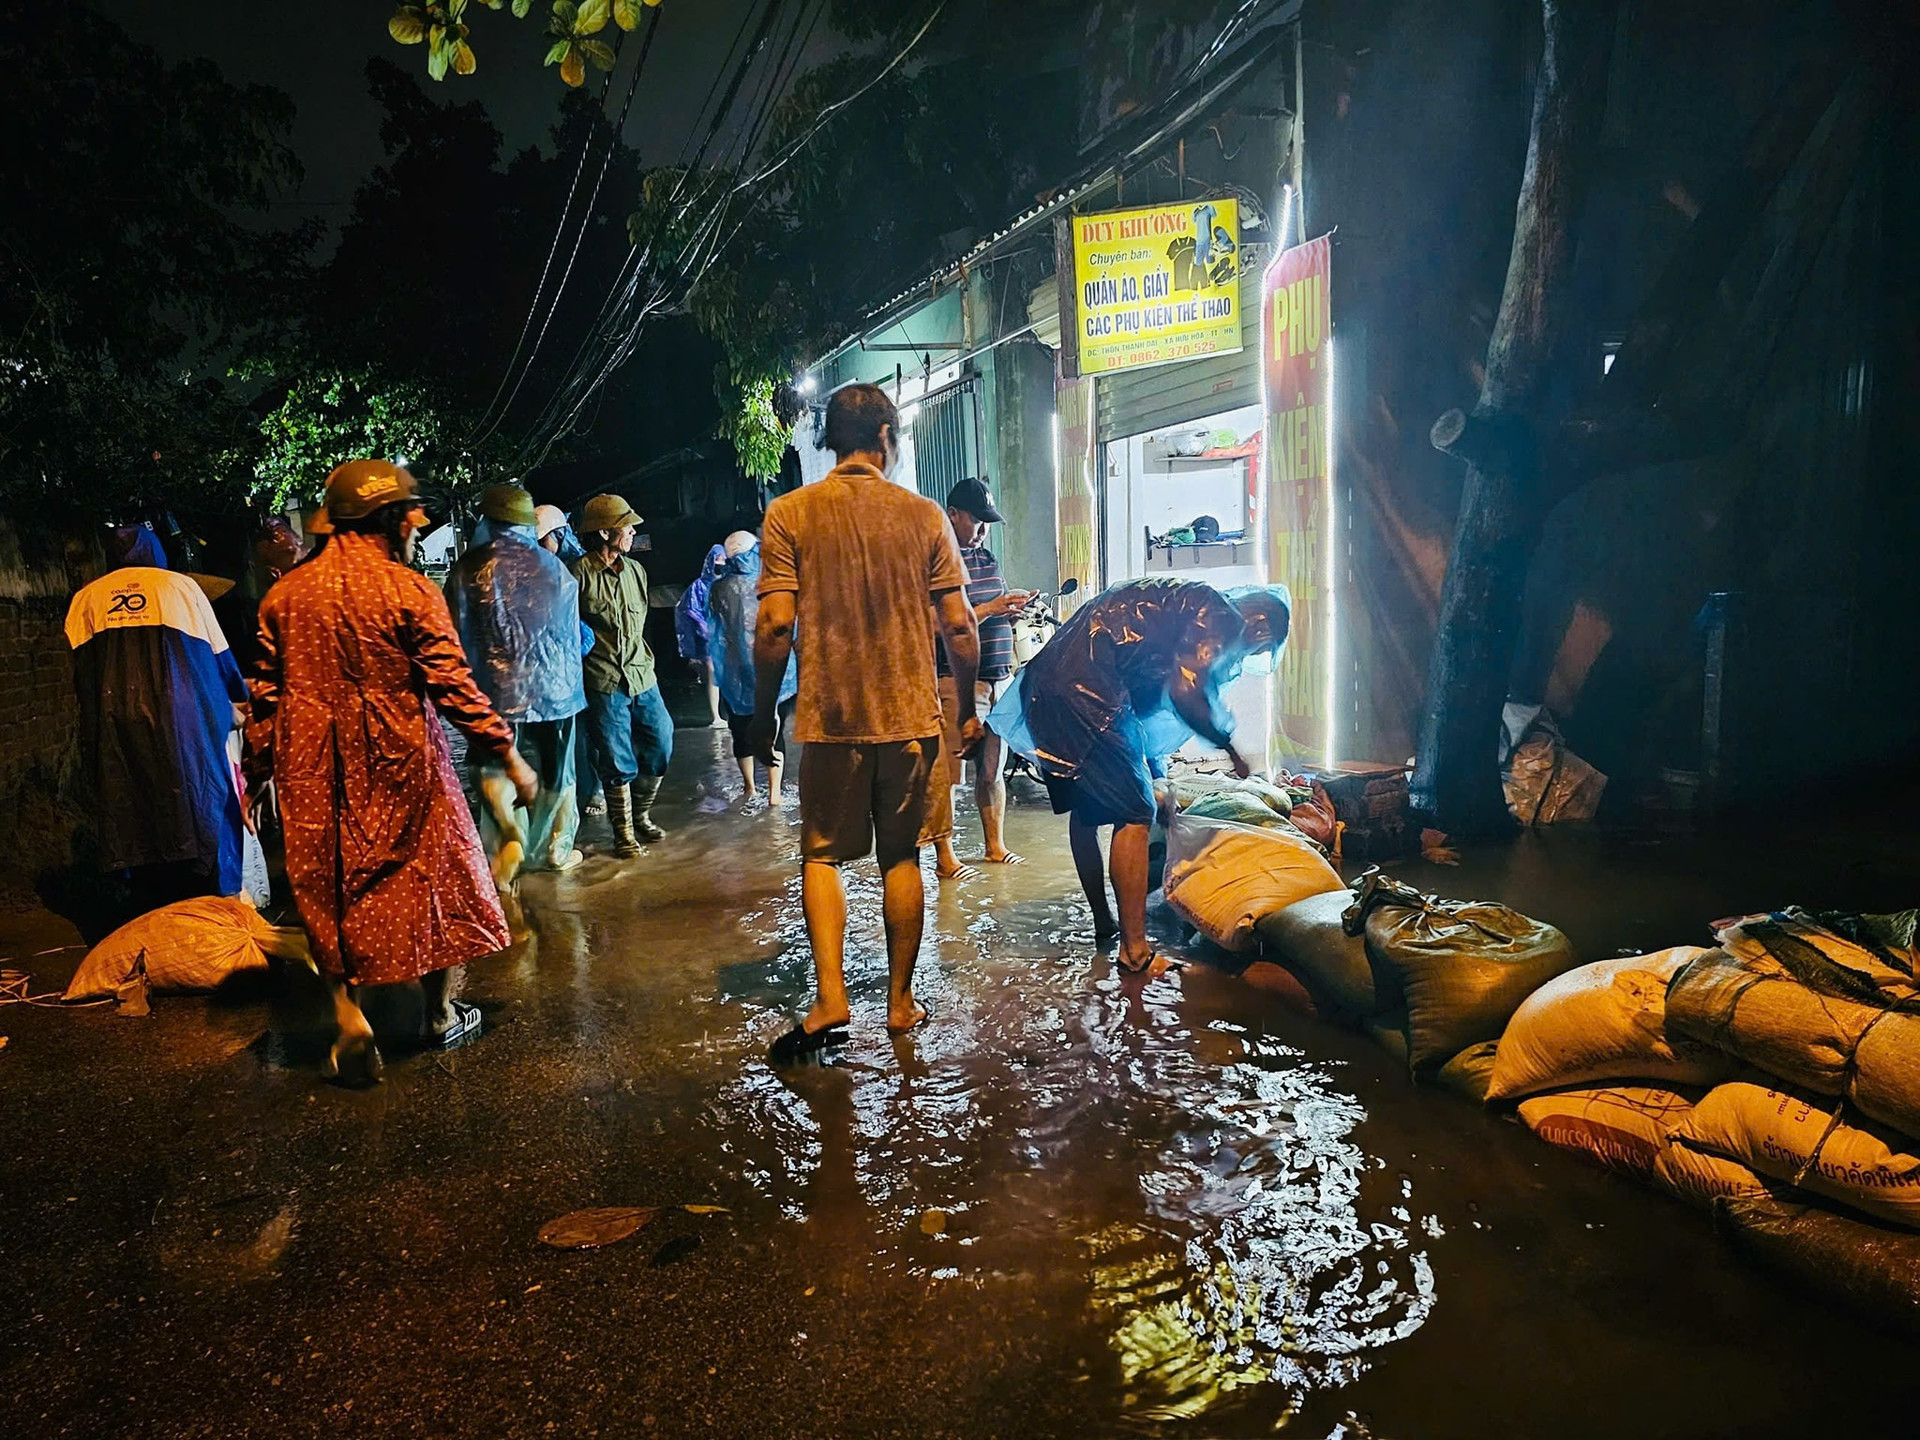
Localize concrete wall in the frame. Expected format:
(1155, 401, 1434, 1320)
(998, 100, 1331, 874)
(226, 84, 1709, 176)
(987, 338, 1061, 596)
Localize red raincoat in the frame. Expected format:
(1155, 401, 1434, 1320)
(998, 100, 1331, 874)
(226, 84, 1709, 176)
(246, 532, 513, 984)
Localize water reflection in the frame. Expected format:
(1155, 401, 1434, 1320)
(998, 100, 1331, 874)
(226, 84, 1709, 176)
(702, 861, 1436, 1421)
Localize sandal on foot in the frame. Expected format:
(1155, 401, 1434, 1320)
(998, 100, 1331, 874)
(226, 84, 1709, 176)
(428, 1000, 483, 1049)
(769, 1021, 849, 1067)
(327, 1033, 384, 1088)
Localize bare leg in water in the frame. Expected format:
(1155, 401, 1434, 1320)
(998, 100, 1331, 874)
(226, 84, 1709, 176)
(735, 755, 758, 802)
(879, 849, 928, 1032)
(1069, 813, 1117, 946)
(798, 860, 853, 1036)
(1108, 821, 1161, 975)
(1069, 815, 1161, 975)
(976, 730, 1021, 864)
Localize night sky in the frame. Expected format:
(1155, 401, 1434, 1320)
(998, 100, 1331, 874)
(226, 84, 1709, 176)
(99, 0, 817, 230)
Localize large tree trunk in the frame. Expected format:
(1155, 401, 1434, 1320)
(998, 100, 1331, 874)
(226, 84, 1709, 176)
(1410, 0, 1618, 834)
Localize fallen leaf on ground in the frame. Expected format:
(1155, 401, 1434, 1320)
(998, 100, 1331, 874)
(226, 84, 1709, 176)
(681, 1204, 730, 1215)
(538, 1207, 661, 1249)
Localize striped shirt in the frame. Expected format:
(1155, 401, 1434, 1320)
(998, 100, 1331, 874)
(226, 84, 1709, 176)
(938, 545, 1015, 682)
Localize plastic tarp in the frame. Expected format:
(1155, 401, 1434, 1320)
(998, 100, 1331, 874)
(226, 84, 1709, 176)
(707, 548, 795, 717)
(1162, 809, 1344, 955)
(1717, 1193, 1920, 1331)
(1487, 948, 1734, 1101)
(65, 896, 311, 999)
(991, 578, 1282, 825)
(443, 525, 586, 723)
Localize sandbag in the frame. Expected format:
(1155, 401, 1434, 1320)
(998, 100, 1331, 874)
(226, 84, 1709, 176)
(1716, 1193, 1920, 1332)
(1435, 1041, 1499, 1104)
(1671, 1082, 1920, 1230)
(1665, 948, 1920, 1141)
(1518, 1085, 1694, 1184)
(64, 897, 310, 1000)
(1715, 908, 1920, 1007)
(1162, 811, 1345, 955)
(1652, 1136, 1771, 1208)
(1253, 889, 1385, 1019)
(1353, 871, 1579, 1072)
(1487, 947, 1735, 1101)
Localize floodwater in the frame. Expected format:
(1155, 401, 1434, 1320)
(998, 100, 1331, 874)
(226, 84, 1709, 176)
(4, 725, 1919, 1438)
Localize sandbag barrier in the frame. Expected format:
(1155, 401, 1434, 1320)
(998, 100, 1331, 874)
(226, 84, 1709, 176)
(1220, 866, 1920, 1328)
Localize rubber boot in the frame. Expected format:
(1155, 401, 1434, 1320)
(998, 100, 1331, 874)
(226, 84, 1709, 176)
(632, 775, 666, 842)
(606, 782, 642, 858)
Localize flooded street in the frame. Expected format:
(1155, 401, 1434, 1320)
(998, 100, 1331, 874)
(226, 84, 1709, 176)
(4, 725, 1917, 1438)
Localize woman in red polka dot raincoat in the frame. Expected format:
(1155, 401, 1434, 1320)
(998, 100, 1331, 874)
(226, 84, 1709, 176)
(246, 461, 538, 1086)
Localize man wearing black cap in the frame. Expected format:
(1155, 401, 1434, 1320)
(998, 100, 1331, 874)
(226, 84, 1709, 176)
(925, 478, 1035, 875)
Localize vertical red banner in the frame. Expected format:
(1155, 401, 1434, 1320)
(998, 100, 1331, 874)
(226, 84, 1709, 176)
(1263, 234, 1332, 760)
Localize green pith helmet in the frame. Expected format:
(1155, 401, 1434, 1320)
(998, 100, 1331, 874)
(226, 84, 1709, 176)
(579, 493, 642, 532)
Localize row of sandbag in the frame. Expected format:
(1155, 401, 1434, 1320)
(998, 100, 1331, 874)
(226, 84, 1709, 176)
(1243, 866, 1920, 1324)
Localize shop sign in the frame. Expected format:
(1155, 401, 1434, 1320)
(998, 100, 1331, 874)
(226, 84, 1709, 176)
(1070, 199, 1243, 376)
(1263, 233, 1332, 758)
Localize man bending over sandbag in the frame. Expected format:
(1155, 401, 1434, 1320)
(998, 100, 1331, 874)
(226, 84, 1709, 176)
(992, 578, 1289, 976)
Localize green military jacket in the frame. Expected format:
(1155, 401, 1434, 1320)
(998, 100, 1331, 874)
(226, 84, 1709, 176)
(573, 552, 656, 695)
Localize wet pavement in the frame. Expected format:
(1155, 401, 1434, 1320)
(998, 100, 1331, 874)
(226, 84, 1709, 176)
(5, 723, 1920, 1438)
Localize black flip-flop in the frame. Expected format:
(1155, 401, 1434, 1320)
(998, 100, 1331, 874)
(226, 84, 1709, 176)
(768, 1021, 849, 1066)
(428, 1000, 483, 1049)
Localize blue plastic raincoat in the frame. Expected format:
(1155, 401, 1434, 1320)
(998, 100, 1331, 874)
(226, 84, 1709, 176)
(707, 546, 795, 716)
(443, 524, 587, 723)
(674, 544, 726, 662)
(990, 578, 1288, 825)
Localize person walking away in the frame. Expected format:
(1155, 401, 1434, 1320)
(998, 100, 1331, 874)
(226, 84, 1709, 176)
(925, 477, 1036, 879)
(676, 542, 727, 728)
(754, 383, 981, 1063)
(66, 524, 251, 914)
(245, 460, 538, 1086)
(991, 578, 1290, 978)
(574, 493, 673, 856)
(445, 484, 588, 882)
(708, 530, 795, 804)
(536, 504, 603, 819)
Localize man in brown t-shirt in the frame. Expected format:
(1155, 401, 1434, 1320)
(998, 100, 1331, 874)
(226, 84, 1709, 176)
(754, 383, 981, 1064)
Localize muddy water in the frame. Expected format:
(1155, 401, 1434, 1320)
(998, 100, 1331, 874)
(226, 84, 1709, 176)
(502, 731, 1915, 1436)
(7, 726, 1918, 1438)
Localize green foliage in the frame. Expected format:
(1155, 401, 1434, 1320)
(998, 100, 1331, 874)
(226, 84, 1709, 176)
(390, 0, 655, 86)
(249, 363, 497, 515)
(717, 375, 792, 482)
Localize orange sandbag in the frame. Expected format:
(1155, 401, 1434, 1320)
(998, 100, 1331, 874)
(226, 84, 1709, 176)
(64, 897, 310, 1000)
(1162, 811, 1345, 955)
(1670, 1082, 1920, 1230)
(1518, 1085, 1694, 1183)
(1487, 947, 1734, 1101)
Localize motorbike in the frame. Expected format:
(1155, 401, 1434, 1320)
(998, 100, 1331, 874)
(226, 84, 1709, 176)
(1002, 578, 1078, 784)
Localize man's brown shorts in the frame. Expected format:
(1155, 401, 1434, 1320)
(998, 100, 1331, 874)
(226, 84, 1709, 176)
(799, 736, 942, 865)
